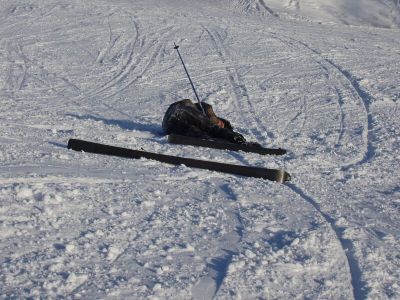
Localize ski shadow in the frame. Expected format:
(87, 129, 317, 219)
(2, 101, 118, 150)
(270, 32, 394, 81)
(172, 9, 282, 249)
(229, 150, 254, 167)
(66, 113, 164, 136)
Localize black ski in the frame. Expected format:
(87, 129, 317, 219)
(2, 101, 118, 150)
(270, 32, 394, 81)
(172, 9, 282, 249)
(67, 139, 291, 183)
(168, 134, 286, 155)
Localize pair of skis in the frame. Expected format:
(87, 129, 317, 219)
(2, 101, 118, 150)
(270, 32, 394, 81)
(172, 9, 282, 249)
(67, 134, 291, 183)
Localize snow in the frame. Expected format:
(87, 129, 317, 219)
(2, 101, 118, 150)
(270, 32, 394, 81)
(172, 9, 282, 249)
(0, 0, 399, 299)
(238, 0, 400, 28)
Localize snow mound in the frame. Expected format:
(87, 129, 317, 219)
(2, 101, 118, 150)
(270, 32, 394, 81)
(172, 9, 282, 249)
(226, 0, 400, 28)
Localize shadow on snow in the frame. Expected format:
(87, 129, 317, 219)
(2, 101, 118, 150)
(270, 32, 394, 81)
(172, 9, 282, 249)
(66, 113, 164, 136)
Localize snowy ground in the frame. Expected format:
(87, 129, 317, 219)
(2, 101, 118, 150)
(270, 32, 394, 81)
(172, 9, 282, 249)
(266, 0, 400, 28)
(0, 0, 399, 299)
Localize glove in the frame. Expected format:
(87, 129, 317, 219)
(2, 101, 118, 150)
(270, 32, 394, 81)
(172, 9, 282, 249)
(231, 132, 246, 144)
(209, 126, 246, 144)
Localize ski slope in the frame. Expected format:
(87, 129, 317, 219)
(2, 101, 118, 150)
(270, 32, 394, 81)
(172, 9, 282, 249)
(0, 0, 399, 299)
(263, 0, 400, 28)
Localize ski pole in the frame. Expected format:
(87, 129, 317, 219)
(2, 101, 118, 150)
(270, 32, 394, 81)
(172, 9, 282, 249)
(174, 43, 207, 116)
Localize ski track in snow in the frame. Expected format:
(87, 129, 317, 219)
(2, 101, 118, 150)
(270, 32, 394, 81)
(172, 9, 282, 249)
(259, 31, 366, 290)
(287, 184, 365, 300)
(267, 27, 399, 299)
(203, 26, 270, 143)
(267, 31, 382, 299)
(291, 37, 375, 169)
(268, 32, 370, 166)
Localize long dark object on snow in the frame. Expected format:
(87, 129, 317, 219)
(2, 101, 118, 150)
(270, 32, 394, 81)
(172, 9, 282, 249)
(173, 43, 207, 116)
(67, 139, 291, 183)
(168, 134, 287, 155)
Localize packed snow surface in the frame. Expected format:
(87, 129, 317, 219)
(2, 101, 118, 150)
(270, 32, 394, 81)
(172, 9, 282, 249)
(1, 0, 399, 299)
(262, 0, 400, 28)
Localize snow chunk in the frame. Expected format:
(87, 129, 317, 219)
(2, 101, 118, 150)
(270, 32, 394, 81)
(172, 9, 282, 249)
(152, 283, 162, 291)
(65, 243, 76, 253)
(16, 187, 33, 199)
(107, 245, 122, 261)
(228, 260, 246, 273)
(245, 249, 257, 259)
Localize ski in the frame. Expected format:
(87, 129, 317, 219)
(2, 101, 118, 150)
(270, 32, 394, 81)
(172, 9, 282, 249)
(67, 139, 291, 183)
(168, 134, 287, 155)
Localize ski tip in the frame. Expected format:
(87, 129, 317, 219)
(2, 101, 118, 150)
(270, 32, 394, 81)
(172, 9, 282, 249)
(275, 148, 287, 155)
(67, 138, 87, 152)
(67, 138, 75, 149)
